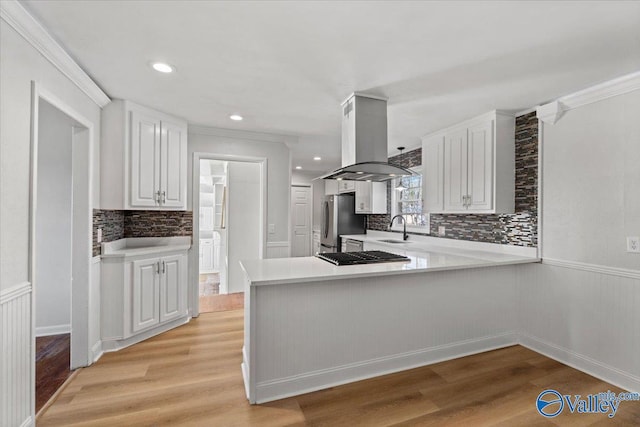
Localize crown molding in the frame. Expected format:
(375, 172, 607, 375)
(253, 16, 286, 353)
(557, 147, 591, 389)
(536, 101, 565, 125)
(188, 124, 299, 146)
(0, 0, 110, 107)
(537, 71, 640, 124)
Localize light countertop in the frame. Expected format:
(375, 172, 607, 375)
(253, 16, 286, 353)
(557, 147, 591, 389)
(101, 236, 192, 259)
(240, 250, 538, 286)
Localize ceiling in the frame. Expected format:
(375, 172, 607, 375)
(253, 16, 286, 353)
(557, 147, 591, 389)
(22, 1, 640, 173)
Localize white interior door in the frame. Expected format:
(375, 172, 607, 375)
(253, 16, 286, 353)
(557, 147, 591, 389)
(291, 186, 312, 257)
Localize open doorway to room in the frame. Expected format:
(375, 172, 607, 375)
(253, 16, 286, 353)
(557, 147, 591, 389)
(31, 89, 93, 413)
(195, 157, 265, 314)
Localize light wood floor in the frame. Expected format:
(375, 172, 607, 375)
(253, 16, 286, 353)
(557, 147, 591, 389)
(38, 310, 640, 426)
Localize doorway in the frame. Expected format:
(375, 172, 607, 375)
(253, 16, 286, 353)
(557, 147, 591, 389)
(193, 155, 266, 315)
(30, 85, 93, 412)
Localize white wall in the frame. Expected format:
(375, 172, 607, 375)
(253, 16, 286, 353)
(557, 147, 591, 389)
(519, 88, 640, 392)
(227, 162, 261, 293)
(0, 21, 102, 293)
(35, 100, 73, 335)
(542, 90, 640, 269)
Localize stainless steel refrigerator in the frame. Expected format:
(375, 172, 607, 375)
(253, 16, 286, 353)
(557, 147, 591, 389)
(320, 194, 366, 253)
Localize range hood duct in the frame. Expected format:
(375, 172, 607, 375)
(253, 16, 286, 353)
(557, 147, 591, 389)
(320, 93, 413, 182)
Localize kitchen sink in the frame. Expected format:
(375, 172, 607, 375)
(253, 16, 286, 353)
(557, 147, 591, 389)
(377, 239, 407, 244)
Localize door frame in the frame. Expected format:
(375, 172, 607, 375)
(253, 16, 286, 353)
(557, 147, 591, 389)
(191, 153, 267, 317)
(29, 81, 95, 373)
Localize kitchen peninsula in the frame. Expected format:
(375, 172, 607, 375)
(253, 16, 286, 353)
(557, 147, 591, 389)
(240, 233, 539, 404)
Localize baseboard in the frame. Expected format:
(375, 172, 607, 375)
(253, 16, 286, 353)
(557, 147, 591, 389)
(101, 316, 190, 353)
(519, 333, 640, 394)
(254, 332, 518, 404)
(241, 346, 250, 401)
(19, 416, 34, 427)
(35, 324, 71, 337)
(91, 340, 103, 363)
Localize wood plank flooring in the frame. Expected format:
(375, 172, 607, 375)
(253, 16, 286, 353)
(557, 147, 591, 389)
(36, 334, 73, 413)
(37, 310, 640, 426)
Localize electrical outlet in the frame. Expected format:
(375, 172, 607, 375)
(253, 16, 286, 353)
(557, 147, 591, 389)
(438, 226, 446, 237)
(627, 236, 640, 253)
(268, 224, 276, 234)
(97, 228, 103, 243)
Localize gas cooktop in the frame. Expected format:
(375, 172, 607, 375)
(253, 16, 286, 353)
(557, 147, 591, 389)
(316, 251, 410, 266)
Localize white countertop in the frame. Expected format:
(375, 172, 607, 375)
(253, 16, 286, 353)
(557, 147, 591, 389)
(101, 236, 192, 259)
(240, 250, 539, 286)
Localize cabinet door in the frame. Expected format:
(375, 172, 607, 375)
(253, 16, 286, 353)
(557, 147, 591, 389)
(324, 180, 339, 195)
(130, 111, 160, 207)
(443, 128, 468, 211)
(354, 181, 371, 213)
(132, 258, 160, 332)
(160, 254, 186, 323)
(467, 120, 494, 211)
(159, 120, 187, 209)
(200, 239, 214, 272)
(338, 180, 356, 193)
(422, 136, 444, 212)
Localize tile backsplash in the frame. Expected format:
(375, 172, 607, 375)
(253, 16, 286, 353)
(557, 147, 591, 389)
(367, 111, 538, 247)
(92, 209, 193, 256)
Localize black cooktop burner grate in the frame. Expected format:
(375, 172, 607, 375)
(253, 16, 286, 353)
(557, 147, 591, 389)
(316, 251, 410, 266)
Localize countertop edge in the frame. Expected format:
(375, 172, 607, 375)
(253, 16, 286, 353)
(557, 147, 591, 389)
(245, 257, 541, 287)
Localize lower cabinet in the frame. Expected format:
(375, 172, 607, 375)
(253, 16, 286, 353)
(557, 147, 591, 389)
(103, 250, 189, 346)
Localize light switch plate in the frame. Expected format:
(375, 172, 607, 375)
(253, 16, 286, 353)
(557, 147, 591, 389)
(627, 236, 640, 253)
(438, 226, 446, 237)
(97, 228, 103, 243)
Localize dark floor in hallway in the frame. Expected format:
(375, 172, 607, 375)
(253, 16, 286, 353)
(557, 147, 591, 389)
(36, 334, 73, 413)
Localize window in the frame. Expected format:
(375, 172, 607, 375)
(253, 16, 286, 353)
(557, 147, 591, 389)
(390, 166, 430, 231)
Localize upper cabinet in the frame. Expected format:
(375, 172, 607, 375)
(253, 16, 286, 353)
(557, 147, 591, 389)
(337, 180, 356, 193)
(421, 111, 515, 214)
(102, 100, 188, 210)
(355, 181, 387, 214)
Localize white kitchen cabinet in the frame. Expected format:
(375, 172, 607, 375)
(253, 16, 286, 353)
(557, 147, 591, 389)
(337, 180, 356, 193)
(101, 239, 189, 351)
(355, 181, 387, 214)
(131, 257, 160, 333)
(200, 207, 214, 231)
(159, 254, 185, 323)
(324, 180, 339, 195)
(102, 100, 188, 210)
(199, 238, 214, 272)
(421, 110, 514, 214)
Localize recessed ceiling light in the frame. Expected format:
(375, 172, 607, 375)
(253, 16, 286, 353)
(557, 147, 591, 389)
(313, 156, 321, 161)
(356, 171, 364, 174)
(151, 62, 174, 73)
(295, 166, 302, 170)
(229, 114, 243, 121)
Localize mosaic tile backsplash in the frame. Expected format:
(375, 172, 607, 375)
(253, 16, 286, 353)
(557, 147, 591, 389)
(367, 111, 538, 247)
(92, 209, 193, 256)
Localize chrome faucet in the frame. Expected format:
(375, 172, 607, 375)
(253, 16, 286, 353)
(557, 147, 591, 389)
(389, 214, 409, 241)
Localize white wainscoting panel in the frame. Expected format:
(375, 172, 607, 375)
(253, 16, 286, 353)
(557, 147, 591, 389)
(246, 265, 519, 403)
(266, 241, 290, 259)
(1, 282, 34, 427)
(517, 262, 640, 393)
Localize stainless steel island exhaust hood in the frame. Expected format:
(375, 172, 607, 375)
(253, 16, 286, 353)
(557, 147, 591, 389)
(320, 93, 413, 182)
